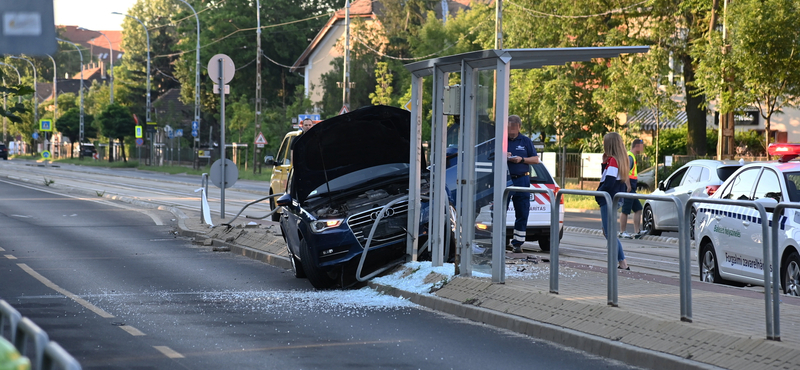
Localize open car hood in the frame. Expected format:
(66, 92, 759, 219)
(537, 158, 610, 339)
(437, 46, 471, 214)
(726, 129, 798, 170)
(291, 105, 417, 204)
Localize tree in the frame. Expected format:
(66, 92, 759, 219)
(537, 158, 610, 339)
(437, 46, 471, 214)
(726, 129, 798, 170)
(56, 108, 97, 158)
(369, 62, 394, 105)
(96, 104, 135, 162)
(694, 0, 800, 154)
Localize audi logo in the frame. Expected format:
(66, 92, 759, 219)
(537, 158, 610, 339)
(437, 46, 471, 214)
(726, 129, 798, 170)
(370, 207, 395, 220)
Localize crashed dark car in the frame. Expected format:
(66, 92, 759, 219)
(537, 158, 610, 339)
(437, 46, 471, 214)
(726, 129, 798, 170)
(276, 105, 447, 289)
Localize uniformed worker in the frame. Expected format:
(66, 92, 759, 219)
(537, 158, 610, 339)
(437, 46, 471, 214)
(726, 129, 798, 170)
(506, 115, 540, 253)
(619, 138, 645, 239)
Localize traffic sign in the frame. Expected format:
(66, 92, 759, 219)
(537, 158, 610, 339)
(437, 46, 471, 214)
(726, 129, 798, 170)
(403, 100, 412, 111)
(298, 114, 320, 122)
(207, 54, 235, 84)
(192, 121, 199, 130)
(135, 138, 144, 147)
(41, 150, 50, 159)
(135, 125, 143, 138)
(213, 84, 230, 94)
(339, 105, 349, 115)
(32, 132, 39, 140)
(175, 129, 183, 137)
(146, 121, 157, 133)
(191, 129, 198, 138)
(254, 132, 267, 148)
(210, 159, 239, 189)
(39, 119, 52, 132)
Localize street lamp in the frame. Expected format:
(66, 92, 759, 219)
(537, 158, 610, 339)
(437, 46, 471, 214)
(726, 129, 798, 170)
(46, 54, 57, 156)
(56, 38, 85, 152)
(176, 0, 201, 169)
(77, 27, 114, 104)
(0, 62, 21, 144)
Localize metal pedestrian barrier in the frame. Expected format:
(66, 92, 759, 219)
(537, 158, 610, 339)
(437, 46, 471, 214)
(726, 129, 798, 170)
(768, 202, 800, 341)
(1, 299, 82, 369)
(222, 193, 284, 227)
(497, 186, 556, 283)
(685, 198, 778, 340)
(614, 193, 690, 322)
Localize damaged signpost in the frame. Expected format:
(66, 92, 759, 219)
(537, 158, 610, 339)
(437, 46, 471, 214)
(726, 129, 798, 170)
(208, 54, 236, 218)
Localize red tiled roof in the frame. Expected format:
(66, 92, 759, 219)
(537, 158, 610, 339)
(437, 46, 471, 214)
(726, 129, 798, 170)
(87, 30, 123, 52)
(334, 0, 373, 16)
(72, 67, 102, 80)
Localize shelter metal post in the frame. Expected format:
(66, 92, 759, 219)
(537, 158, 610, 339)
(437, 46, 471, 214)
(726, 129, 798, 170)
(430, 65, 447, 266)
(458, 60, 478, 276)
(406, 73, 424, 261)
(491, 53, 511, 283)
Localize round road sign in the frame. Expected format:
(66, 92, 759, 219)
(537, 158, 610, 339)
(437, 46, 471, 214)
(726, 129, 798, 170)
(135, 138, 144, 147)
(41, 151, 51, 159)
(207, 54, 235, 84)
(209, 159, 238, 189)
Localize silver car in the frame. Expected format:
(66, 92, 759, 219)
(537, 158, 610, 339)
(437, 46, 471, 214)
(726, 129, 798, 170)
(643, 159, 741, 236)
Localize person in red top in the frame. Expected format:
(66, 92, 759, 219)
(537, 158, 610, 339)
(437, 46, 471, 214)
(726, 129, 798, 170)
(596, 132, 631, 270)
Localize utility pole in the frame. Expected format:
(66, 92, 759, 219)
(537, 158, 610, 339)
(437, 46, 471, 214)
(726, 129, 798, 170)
(495, 0, 503, 49)
(718, 0, 735, 159)
(342, 0, 351, 111)
(254, 0, 262, 174)
(47, 54, 57, 156)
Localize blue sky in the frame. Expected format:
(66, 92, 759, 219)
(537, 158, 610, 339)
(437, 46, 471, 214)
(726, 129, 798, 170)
(53, 0, 138, 30)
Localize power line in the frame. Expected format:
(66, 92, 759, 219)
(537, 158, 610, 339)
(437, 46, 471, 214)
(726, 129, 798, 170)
(352, 19, 490, 61)
(506, 0, 647, 19)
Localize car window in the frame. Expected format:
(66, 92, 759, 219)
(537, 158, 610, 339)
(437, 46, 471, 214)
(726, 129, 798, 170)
(784, 172, 800, 202)
(753, 169, 782, 202)
(276, 136, 290, 165)
(529, 163, 554, 184)
(666, 167, 688, 190)
(722, 168, 760, 200)
(699, 167, 710, 182)
(682, 166, 703, 186)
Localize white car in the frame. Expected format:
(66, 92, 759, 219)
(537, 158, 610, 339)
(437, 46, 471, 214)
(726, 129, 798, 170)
(643, 159, 741, 237)
(474, 163, 565, 251)
(694, 144, 800, 295)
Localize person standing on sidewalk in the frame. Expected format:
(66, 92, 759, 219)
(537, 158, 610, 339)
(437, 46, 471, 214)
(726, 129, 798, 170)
(619, 138, 645, 239)
(596, 132, 631, 270)
(506, 115, 539, 253)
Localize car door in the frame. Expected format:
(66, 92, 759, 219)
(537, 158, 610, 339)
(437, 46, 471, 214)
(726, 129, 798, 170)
(715, 167, 761, 279)
(747, 168, 783, 280)
(665, 165, 704, 228)
(271, 135, 292, 194)
(652, 165, 690, 228)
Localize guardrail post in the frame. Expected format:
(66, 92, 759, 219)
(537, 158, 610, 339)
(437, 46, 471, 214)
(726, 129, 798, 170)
(0, 300, 21, 343)
(550, 192, 560, 294)
(770, 203, 798, 341)
(42, 341, 82, 370)
(605, 193, 618, 307)
(14, 317, 49, 370)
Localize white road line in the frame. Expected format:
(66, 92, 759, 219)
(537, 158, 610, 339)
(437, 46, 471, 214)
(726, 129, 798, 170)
(153, 346, 184, 359)
(0, 247, 5, 251)
(16, 263, 115, 318)
(5, 255, 16, 260)
(119, 325, 146, 336)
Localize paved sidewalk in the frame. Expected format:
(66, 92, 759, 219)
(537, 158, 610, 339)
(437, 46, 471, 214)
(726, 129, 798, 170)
(177, 212, 800, 370)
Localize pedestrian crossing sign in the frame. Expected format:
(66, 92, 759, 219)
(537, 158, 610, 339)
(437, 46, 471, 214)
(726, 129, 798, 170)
(39, 119, 52, 132)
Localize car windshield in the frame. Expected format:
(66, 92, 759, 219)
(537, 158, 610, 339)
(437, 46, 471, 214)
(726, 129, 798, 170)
(306, 163, 410, 199)
(784, 172, 800, 202)
(717, 166, 741, 182)
(529, 163, 554, 184)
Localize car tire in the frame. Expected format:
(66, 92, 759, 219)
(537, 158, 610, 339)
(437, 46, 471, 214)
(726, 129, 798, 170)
(270, 192, 280, 222)
(700, 241, 723, 284)
(287, 246, 306, 279)
(781, 251, 800, 296)
(298, 238, 336, 289)
(642, 205, 661, 236)
(537, 237, 550, 252)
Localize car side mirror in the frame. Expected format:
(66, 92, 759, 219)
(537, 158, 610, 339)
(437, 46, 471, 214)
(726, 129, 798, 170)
(264, 155, 275, 165)
(658, 181, 665, 191)
(276, 193, 294, 208)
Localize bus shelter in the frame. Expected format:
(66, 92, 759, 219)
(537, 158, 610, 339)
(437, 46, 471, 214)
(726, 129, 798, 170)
(403, 47, 649, 282)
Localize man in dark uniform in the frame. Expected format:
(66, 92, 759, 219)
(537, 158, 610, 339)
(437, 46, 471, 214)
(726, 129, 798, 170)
(506, 115, 539, 253)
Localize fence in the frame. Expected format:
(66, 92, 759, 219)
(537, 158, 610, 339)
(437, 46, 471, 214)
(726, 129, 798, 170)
(0, 298, 81, 369)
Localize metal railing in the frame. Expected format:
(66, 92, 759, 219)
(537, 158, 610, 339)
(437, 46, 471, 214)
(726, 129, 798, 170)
(685, 198, 776, 340)
(1, 299, 81, 369)
(769, 202, 800, 341)
(496, 186, 556, 283)
(222, 193, 283, 227)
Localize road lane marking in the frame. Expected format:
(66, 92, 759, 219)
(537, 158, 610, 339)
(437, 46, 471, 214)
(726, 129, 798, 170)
(153, 346, 184, 359)
(119, 325, 146, 336)
(5, 255, 16, 260)
(16, 263, 115, 318)
(0, 247, 5, 251)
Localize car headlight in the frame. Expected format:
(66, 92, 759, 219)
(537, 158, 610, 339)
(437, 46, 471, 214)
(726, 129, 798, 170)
(311, 219, 344, 233)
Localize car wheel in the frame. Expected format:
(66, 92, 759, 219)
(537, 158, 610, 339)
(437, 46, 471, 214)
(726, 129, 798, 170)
(537, 237, 550, 252)
(700, 241, 722, 284)
(298, 238, 336, 289)
(782, 251, 800, 296)
(270, 192, 280, 222)
(642, 205, 661, 236)
(287, 246, 306, 279)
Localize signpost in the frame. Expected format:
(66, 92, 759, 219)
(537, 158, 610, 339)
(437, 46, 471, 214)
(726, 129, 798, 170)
(255, 132, 267, 148)
(298, 114, 320, 122)
(135, 138, 144, 147)
(403, 100, 412, 111)
(339, 105, 349, 115)
(135, 125, 143, 138)
(0, 1, 57, 56)
(208, 53, 235, 218)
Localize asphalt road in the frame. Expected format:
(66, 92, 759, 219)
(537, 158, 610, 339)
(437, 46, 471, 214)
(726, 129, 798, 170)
(0, 178, 640, 369)
(564, 211, 679, 239)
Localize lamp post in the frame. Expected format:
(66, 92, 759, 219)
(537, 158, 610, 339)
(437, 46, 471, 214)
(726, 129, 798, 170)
(253, 0, 261, 174)
(46, 54, 57, 157)
(342, 0, 351, 111)
(77, 27, 114, 104)
(0, 62, 21, 144)
(176, 0, 201, 169)
(56, 38, 85, 156)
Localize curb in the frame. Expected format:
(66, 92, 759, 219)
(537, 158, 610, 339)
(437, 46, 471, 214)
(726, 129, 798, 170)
(368, 282, 721, 370)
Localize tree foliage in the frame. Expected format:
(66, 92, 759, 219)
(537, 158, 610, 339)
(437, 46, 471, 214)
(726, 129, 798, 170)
(95, 103, 135, 162)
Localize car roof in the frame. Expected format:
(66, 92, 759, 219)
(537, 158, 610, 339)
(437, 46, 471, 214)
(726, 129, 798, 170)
(682, 159, 741, 167)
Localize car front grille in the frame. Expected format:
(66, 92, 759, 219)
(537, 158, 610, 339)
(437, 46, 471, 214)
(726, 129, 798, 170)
(347, 201, 409, 249)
